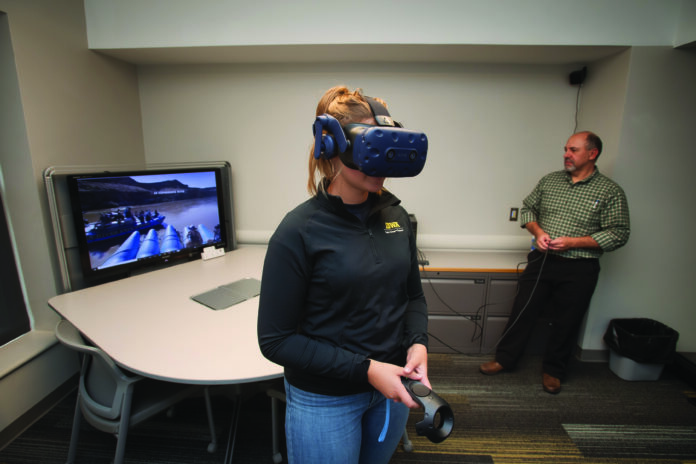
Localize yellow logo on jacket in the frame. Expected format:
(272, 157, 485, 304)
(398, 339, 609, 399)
(384, 221, 404, 234)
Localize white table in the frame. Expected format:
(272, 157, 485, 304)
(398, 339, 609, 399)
(48, 245, 283, 462)
(49, 245, 281, 384)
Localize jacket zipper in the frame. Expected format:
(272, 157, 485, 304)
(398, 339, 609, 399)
(367, 227, 382, 264)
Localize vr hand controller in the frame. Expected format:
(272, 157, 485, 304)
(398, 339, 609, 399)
(402, 378, 454, 443)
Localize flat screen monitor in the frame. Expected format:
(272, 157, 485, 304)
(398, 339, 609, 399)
(67, 166, 231, 286)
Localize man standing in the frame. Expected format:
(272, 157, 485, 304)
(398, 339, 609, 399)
(479, 131, 630, 394)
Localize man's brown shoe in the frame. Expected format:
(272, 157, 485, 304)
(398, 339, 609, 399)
(479, 361, 505, 375)
(542, 373, 561, 394)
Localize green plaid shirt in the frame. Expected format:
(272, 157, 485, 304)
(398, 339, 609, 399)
(520, 168, 630, 259)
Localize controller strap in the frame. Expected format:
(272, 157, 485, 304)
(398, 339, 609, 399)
(378, 398, 390, 442)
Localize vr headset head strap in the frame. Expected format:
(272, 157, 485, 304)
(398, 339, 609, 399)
(364, 96, 403, 128)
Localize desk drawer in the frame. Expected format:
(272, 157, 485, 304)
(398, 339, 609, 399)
(428, 315, 482, 354)
(421, 277, 486, 316)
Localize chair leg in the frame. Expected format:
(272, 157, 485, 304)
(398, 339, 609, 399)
(267, 388, 286, 464)
(223, 397, 241, 464)
(112, 389, 135, 464)
(401, 427, 413, 452)
(271, 396, 282, 464)
(203, 387, 218, 453)
(66, 393, 83, 464)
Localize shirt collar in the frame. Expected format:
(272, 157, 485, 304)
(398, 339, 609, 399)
(566, 166, 599, 185)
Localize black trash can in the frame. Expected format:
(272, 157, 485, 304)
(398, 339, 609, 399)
(603, 318, 679, 381)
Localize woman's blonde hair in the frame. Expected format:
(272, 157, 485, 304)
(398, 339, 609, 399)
(307, 86, 384, 195)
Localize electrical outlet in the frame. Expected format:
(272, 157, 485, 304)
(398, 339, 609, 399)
(509, 207, 519, 221)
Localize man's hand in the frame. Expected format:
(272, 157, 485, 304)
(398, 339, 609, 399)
(548, 237, 573, 251)
(534, 234, 553, 251)
(527, 222, 599, 252)
(548, 236, 599, 251)
(526, 222, 551, 251)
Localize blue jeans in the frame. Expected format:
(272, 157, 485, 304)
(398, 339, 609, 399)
(284, 379, 410, 464)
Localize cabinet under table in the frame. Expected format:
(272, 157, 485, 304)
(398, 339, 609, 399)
(419, 249, 545, 355)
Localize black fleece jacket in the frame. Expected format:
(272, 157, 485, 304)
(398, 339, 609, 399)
(257, 188, 428, 396)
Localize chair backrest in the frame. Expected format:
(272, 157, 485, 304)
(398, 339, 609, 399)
(55, 320, 142, 424)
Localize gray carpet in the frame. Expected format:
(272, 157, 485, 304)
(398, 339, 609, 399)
(391, 354, 696, 463)
(2, 354, 696, 463)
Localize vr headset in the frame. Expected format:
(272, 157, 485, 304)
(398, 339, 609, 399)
(312, 96, 428, 177)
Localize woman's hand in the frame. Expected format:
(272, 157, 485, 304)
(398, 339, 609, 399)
(367, 360, 420, 408)
(403, 343, 429, 388)
(366, 344, 430, 409)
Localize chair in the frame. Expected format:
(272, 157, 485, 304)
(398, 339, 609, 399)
(55, 319, 217, 464)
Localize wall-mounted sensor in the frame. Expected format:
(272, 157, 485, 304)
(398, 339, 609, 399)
(569, 66, 587, 86)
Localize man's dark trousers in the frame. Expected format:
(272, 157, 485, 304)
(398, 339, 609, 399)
(495, 250, 600, 379)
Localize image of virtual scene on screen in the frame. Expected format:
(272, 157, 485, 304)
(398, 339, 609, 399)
(74, 171, 224, 272)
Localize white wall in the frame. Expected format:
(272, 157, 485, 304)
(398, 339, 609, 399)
(0, 0, 145, 437)
(139, 49, 696, 355)
(676, 0, 696, 46)
(1, 0, 145, 315)
(581, 46, 696, 352)
(138, 62, 588, 249)
(84, 0, 682, 48)
(118, 1, 696, 354)
(574, 50, 631, 178)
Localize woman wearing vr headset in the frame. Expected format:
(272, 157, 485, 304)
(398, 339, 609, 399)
(258, 86, 430, 464)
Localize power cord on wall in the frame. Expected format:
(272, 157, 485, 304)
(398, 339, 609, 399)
(573, 83, 583, 133)
(570, 66, 587, 133)
(484, 249, 548, 354)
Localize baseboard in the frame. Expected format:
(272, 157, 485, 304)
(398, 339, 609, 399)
(0, 373, 77, 451)
(576, 348, 609, 363)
